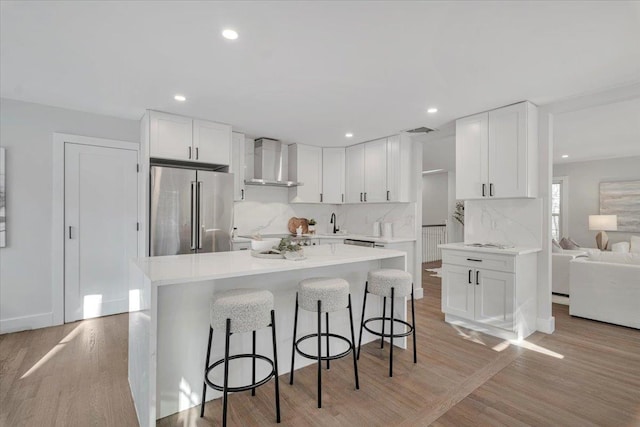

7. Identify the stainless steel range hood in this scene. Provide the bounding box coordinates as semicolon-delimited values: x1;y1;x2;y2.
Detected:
244;138;302;187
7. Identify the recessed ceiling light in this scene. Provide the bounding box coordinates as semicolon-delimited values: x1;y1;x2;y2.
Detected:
427;107;438;114
222;29;238;40
345;133;353;138
174;94;186;102
561;154;569;158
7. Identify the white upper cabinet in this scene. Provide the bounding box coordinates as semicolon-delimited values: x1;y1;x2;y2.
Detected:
344;135;414;203
363;138;387;202
345;144;365;203
386;134;415;202
288;143;322;203
149;111;193;161
456;101;538;199
231;132;245;201
148;111;231;165
456;112;489;199
322;147;345;204
193;119;231;165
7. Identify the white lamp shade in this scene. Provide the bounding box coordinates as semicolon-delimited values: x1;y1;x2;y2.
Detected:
588;215;618;231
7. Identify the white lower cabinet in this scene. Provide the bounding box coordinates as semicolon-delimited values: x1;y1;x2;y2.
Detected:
441;249;536;339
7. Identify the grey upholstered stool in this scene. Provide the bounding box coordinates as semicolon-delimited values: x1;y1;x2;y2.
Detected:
357;269;417;377
201;289;281;426
289;277;359;408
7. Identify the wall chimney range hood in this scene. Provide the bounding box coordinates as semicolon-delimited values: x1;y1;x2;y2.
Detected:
245;138;303;187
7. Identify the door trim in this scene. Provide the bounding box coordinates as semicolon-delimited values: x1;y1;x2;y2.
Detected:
52;133;139;326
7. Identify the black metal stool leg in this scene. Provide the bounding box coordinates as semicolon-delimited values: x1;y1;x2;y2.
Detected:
411;284;417;364
389;287;395;378
348;294;360;390
317;299;322;408
289;293;299;385
357;282;368;360
270;310;281;423
381;296;387;349
200;326;213;418
326;312;330;369
252;330;257;396
222;318;231;427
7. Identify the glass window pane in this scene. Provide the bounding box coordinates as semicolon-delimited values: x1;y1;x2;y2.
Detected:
551;215;560;241
552;183;561;214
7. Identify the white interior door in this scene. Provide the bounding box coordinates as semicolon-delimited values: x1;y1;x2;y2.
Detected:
65;142;138;322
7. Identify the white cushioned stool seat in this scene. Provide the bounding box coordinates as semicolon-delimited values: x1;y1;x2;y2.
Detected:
367;269;412;297
211;289;274;334
299;277;349;312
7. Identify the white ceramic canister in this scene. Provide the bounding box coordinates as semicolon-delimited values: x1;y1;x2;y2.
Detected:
372;222;381;237
382;222;393;238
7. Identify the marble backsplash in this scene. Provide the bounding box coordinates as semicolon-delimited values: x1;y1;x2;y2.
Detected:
234;186;416;238
464;198;542;248
338;203;416;238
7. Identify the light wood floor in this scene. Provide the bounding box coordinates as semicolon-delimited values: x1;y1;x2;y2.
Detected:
2;262;639;426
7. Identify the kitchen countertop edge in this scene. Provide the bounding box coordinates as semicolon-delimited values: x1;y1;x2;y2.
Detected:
438;242;541;256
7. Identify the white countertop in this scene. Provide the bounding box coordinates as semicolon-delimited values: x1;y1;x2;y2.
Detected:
438;242;541;256
134;244;406;286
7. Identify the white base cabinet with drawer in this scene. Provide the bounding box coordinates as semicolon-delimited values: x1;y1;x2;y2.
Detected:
441;249;537;339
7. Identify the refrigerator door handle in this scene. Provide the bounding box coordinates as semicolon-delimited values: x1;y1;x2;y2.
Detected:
197;181;203;249
190;181;197;250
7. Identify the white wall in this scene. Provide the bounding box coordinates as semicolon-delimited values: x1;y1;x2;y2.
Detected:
0;98;139;333
422;172;448;225
553;156;640;247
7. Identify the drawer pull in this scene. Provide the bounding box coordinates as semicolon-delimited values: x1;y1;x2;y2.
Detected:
466;258;483;262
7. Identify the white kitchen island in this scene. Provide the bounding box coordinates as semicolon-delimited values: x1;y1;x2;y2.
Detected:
128;244;407;426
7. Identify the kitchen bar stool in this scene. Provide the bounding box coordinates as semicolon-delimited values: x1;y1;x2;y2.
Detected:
200;289;281;426
289;277;359;408
357;269;416;377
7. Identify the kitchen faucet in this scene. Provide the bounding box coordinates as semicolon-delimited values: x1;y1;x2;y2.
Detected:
330;213;338;234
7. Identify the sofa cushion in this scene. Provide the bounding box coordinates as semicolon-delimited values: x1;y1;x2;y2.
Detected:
560;237;580;250
611;242;630;253
631;235;640;254
588;251;640;265
552;239;563;253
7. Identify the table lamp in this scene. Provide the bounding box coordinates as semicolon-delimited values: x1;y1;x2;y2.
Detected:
588;215;617;250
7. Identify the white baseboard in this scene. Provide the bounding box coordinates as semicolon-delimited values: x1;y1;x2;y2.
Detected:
536;316;555;334
0;312;55;334
414;287;424;299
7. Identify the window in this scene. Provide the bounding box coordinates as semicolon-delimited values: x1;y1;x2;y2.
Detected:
552;177;568;241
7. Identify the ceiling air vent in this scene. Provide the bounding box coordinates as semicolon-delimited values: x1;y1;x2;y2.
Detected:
406;126;435;134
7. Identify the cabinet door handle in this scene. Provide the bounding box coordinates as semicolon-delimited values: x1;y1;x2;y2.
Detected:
364;192;367;202
468;269;472;284
490;183;494;197
360;192;363;202
195;147;199;160
188;146;192;159
466;258;483;262
387;190;390;201
342;193;344;203
482;183;486;197
476;270;480;285
68;226;72;239
241;189;244;200
320;193;323;202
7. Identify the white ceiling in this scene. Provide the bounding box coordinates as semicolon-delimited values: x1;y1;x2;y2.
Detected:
2;1;640;147
553;97;640;164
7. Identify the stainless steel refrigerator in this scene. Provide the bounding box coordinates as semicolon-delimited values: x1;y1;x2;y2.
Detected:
150;166;233;256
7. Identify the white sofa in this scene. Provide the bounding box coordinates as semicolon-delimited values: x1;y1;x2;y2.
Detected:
569;252;640;329
552;249;589;295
